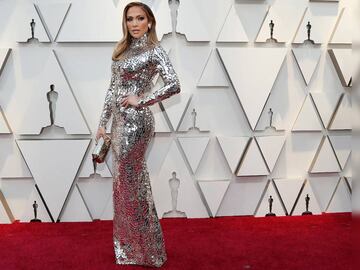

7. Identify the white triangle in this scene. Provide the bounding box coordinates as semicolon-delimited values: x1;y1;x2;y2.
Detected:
162;92;191;131
330;93;352;130
292;95;323;131
16;4;50;42
256;1;306;43
308;175;340;212
342;155;352;178
292;180;322;216
311;92;341;129
60;186;92;222
216;177;268;216
100;192;113;220
217;4;249;42
36;3;71;41
177;0;210;41
330;8;352;44
293;3;339;44
273;178;305;214
256;136;286;172
310;136;341;173
218;47;286;130
16;139;90;221
217;136;249;174
197;49;229;87
329;135;351;170
0;107;11;134
154;141;208;218
327;178;351;213
78;140;113;178
328;49;352;87
151;103;171;132
198;180;230;217
235;3;268;42
152;0;172;40
2;48;90;135
178;137;210;174
77;177;112;219
0;137;32;178
292;47;322;85
255;181;286;217
237;138;269;176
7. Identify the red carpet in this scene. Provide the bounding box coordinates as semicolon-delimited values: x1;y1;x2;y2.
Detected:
0;213;351;270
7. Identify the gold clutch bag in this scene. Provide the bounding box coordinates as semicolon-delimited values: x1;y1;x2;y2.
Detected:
92;135;111;164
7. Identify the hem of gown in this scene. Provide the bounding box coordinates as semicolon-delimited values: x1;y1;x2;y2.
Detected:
115;258;167;268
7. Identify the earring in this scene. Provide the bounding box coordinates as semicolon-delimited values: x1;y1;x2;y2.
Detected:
148;24;151;29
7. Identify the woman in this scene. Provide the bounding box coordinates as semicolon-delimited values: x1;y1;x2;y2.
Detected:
96;1;180;267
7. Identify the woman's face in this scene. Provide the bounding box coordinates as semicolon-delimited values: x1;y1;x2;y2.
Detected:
126;6;149;39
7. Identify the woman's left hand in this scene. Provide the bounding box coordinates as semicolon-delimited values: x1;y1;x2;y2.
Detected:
120;95;140;108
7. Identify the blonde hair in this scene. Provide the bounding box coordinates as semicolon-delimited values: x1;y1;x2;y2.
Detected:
112;2;158;61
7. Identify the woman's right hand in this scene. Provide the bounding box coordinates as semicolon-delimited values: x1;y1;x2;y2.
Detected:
96;127;106;142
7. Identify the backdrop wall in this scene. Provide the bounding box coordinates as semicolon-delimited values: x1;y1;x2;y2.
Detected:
0;0;353;223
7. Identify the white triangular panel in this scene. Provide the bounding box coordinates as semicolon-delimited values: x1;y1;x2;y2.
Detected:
0;108;10;134
196;138;234;181
178;137;210;174
311;92;341;128
255;181;286;217
153;141;208;218
293;2;339;44
217;4;249;42
292;180;322;216
1;48;90;135
217;136;249;174
329;135;351;170
78;140;112;178
330;93;351;130
256;136;286;172
328;49;352;87
217;177;268;216
310;136;341;173
152;0;172;40
292;95;322;131
256;0;305;43
36;2;71;41
60;186;92;222
197;49;229;87
177;0;210;41
0;137;32;178
218;47;286;130
198;180;230;217
273;178;304;214
292;47;322;85
161;92;191;131
0;200;11;224
237;139;269;176
0;48;10;74
330;8;352;44
327;178;351;213
77;178;112;220
235;3;268;42
16;139;90;221
151;103;171;132
16;4;50;42
57;1;125;42
308;175;340;212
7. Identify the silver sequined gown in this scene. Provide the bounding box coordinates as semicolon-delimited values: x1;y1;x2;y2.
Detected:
98;33;180;267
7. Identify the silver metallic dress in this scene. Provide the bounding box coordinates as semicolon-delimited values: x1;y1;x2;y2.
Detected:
98;33;180;268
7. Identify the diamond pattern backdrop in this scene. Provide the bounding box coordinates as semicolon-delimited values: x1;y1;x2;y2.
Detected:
0;0;352;223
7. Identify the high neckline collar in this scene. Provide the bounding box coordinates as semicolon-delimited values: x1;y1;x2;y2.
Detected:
129;33;148;49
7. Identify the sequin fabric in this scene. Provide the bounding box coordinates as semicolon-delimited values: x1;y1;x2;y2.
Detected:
98;33;180;268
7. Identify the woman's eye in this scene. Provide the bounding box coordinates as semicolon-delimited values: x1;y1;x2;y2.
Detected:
126;17;133;22
138;17;145;21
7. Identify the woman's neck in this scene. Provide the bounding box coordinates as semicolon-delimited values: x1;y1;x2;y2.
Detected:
130;33;148;49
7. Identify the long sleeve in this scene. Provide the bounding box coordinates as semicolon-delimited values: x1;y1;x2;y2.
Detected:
98;64;115;128
138;45;181;107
